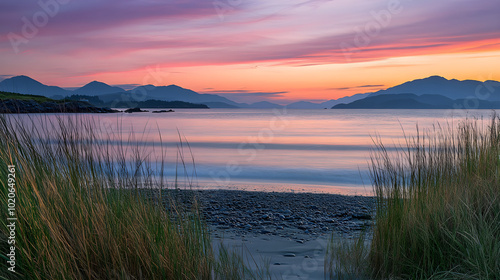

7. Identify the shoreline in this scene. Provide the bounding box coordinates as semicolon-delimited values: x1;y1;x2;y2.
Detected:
143;189;375;239
143;188;376;279
193;189;375;279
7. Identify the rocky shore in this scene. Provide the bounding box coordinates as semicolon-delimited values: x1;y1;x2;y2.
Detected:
0;99;118;113
154;189;375;240
139;189;376;278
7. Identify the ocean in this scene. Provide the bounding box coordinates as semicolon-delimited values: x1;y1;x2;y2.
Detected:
13;108;499;195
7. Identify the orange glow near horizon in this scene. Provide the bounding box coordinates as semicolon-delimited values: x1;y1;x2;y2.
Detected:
52;49;499;104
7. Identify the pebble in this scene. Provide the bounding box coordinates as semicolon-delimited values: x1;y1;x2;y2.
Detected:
284;253;296;257
352;213;372;220
139;189;375;238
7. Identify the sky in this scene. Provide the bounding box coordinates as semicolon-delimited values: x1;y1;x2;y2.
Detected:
0;0;499;104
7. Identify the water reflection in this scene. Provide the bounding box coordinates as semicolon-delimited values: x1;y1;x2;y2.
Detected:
9;109;498;195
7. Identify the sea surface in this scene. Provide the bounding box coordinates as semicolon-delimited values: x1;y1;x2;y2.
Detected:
13;109;499;195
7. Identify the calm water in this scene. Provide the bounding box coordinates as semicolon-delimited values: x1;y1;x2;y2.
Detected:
14;109;499;195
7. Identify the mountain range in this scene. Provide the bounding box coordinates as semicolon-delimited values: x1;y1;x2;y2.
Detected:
0;75;369;108
369;76;500;100
1;75;499;109
333;76;500;109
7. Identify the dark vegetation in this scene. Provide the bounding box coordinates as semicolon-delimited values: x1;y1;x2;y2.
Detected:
65;95;209;109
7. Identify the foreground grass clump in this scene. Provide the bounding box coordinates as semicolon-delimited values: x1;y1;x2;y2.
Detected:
325;232;371;280
369;118;500;279
0;115;259;280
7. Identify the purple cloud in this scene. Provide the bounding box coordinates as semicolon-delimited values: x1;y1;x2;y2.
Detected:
0;0;498;80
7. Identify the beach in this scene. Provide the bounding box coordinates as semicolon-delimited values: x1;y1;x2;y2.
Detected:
153;189;375;279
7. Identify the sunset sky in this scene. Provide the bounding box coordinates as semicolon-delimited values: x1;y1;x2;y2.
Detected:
1;0;499;104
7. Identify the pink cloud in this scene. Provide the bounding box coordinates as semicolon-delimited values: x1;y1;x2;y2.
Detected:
0;0;498;80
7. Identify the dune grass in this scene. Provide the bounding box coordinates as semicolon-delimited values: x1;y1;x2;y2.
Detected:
325;232;371;280
368;117;500;279
213;242;272;280
0;114;262;280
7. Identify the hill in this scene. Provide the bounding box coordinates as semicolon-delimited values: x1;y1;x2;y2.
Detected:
0;91;117;113
369;76;500;100
0;90;56;103
0;76;242;107
0;76;69;98
73;81;125;96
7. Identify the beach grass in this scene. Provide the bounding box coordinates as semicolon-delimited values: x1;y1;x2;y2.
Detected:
368;117;500;279
213;242;272;280
0;114;261;280
325;232;371;280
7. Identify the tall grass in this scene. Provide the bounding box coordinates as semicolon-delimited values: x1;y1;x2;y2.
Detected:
0;114;261;280
325;232;371;280
213;242;272;280
369;117;500;279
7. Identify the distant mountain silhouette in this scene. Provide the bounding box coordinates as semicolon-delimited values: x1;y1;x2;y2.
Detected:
289;76;500;109
0;76;243;108
320;93;371;108
98;84;242;108
4;75;499;109
0;76;69;97
333;94;448;109
73;81;124;96
332;93;500;109
369;75;500;100
332;76;500;109
0;75;374;108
